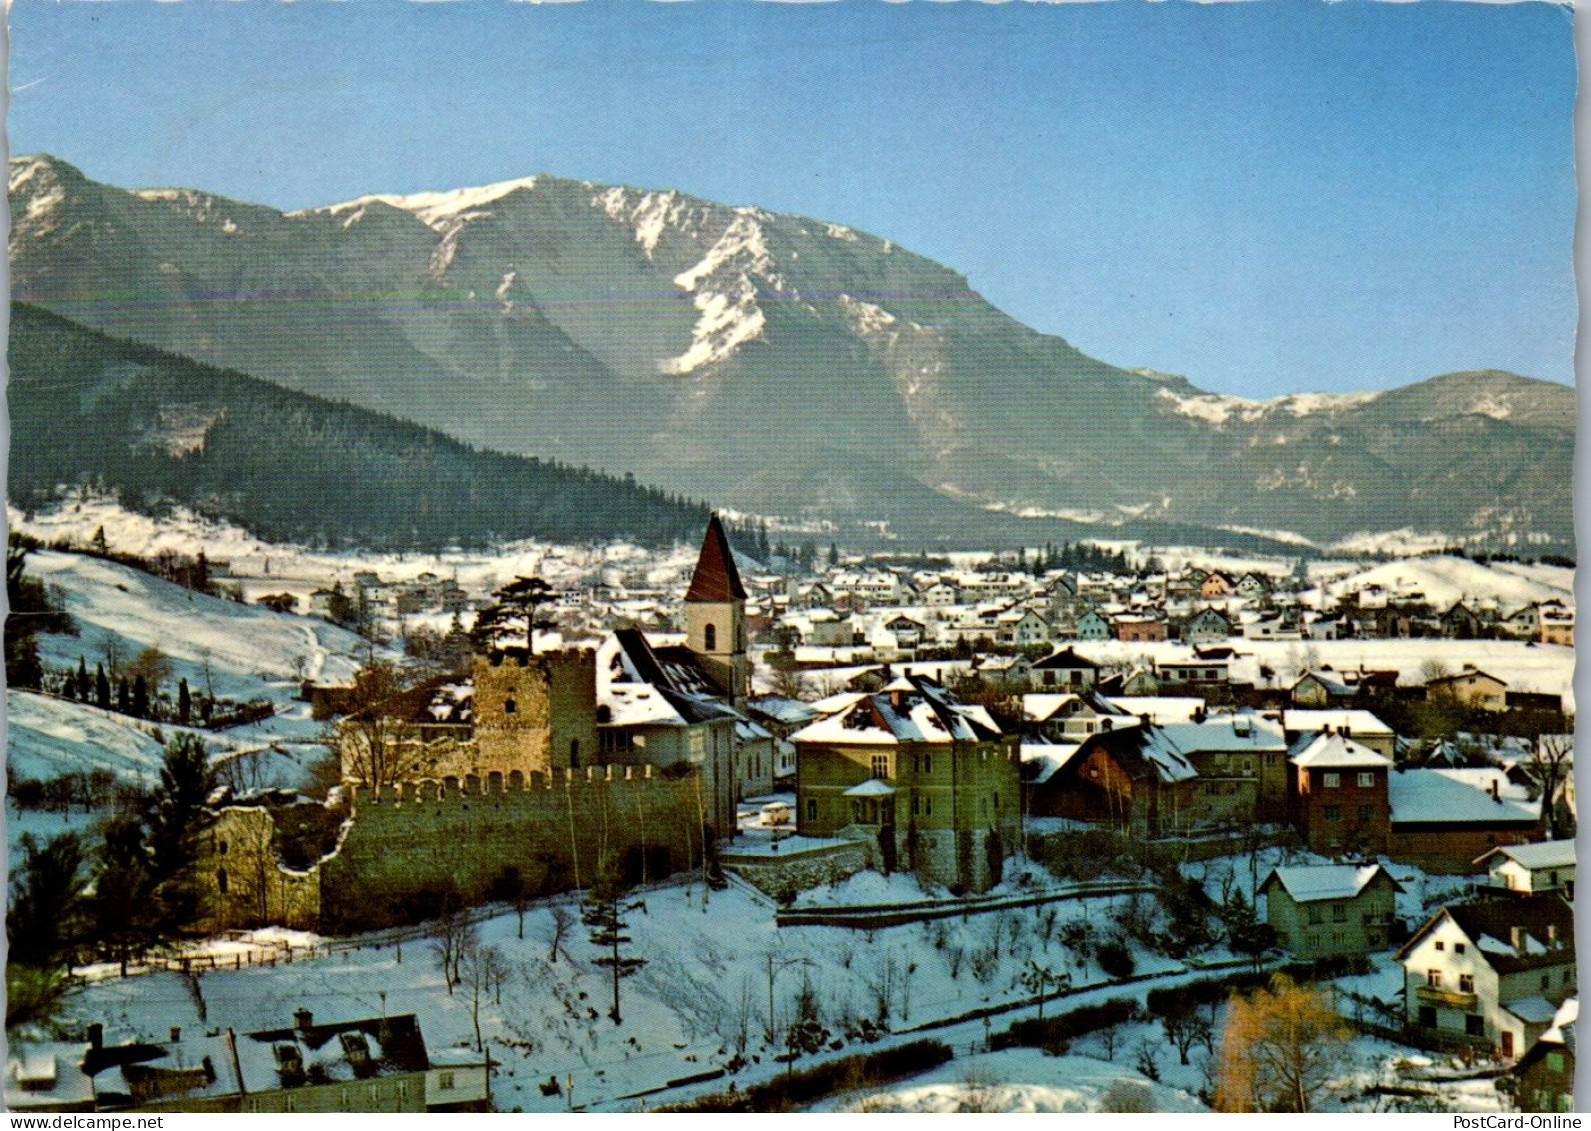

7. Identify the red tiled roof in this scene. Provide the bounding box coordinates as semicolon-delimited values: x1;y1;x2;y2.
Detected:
685;514;747;602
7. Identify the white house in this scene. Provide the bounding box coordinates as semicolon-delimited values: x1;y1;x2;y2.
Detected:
1396;893;1575;1058
1478;840;1576;900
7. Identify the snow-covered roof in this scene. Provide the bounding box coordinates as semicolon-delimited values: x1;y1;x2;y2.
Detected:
1502;996;1560;1025
1296;669;1355;696
1159;714;1285;753
1289;732;1393;769
1543;998;1579;1045
1389;768;1540;825
1025;694;1084;723
1103;696;1206;724
1279;709;1393;736
791;674;1003;747
1020;743;1082;785
1482;839;1577;872
5;1044;94;1110
843;779;897;798
1264;863;1395;903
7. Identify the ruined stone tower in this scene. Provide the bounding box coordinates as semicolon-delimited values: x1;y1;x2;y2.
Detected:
472;647;599;776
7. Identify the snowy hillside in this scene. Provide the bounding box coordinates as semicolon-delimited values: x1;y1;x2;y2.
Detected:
6;689;171;781
7;548;387;788
10;498;701;606
24;550;369;695
1313;556;1573;610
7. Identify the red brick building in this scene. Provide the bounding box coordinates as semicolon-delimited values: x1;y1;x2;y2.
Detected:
1288;732;1392;856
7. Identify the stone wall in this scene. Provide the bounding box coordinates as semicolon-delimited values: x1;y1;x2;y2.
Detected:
195;807;325;933
721;839;868;902
318;767;707;932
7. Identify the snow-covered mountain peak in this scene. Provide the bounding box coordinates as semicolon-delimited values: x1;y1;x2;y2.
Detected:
660;209;785;375
308;174;545;231
1156;386;1380;426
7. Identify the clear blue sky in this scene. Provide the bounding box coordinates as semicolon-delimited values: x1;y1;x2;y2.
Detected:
7;0;1577;396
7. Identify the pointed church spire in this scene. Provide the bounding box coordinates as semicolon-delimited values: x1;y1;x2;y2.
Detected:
686;513;748;603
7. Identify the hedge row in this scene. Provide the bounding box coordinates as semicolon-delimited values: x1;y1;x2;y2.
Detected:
1143;955;1373;1017
661;1038;954;1112
991;997;1142;1052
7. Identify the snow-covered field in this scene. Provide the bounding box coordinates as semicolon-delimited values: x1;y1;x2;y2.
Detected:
10;497;701;603
62;864;1205;1114
1308;556;1573;610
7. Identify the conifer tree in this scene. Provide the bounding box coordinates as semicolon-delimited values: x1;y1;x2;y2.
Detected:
584;851;646;1024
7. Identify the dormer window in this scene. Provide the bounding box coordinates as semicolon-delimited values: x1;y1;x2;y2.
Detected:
704;624;717;652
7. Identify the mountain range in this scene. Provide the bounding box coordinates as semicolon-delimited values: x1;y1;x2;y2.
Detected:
9;154;1575;550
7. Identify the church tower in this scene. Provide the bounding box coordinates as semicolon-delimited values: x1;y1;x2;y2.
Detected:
684;514;749;705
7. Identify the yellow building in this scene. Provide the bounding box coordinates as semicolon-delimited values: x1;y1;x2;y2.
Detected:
794;673;1019;893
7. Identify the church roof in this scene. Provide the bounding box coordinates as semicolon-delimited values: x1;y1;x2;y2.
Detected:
685;514;748;603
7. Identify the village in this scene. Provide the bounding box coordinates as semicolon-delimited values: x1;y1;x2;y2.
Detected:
3;507;1578;1114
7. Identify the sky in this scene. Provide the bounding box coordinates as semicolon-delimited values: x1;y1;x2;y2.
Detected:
5;0;1578;398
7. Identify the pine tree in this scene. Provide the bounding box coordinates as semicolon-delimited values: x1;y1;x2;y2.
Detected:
584;851;647;1024
146;733;218;883
75;656;89;701
95;663;110;710
116;677;131;716
177;678;191;726
131;675;150;719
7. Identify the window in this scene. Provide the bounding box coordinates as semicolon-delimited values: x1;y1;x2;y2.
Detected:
1427;970;1442;988
925;796;933;816
923;754;932;774
1465;1014;1485;1038
1455;943;1466;954
216;868;228;894
806;799;817;821
1359;805;1374;821
871;754;890;779
704;623;717;651
1332;903;1347;923
912;796;921;817
1419;1005;1437;1029
1358;772;1375;787
1324;772;1341;788
1436;941;1445;951
1308;906;1324;925
504;697;516;715
439;1072;455;1091
1547;1052;1565;1074
1460;974;1475;993
1541;974;1551;991
1324;805;1341;822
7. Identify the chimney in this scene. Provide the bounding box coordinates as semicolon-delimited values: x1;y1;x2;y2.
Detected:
1511;926;1527;953
170;1026;182;1044
294;1009;314;1032
1490;778;1501;803
87;1023;103;1051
